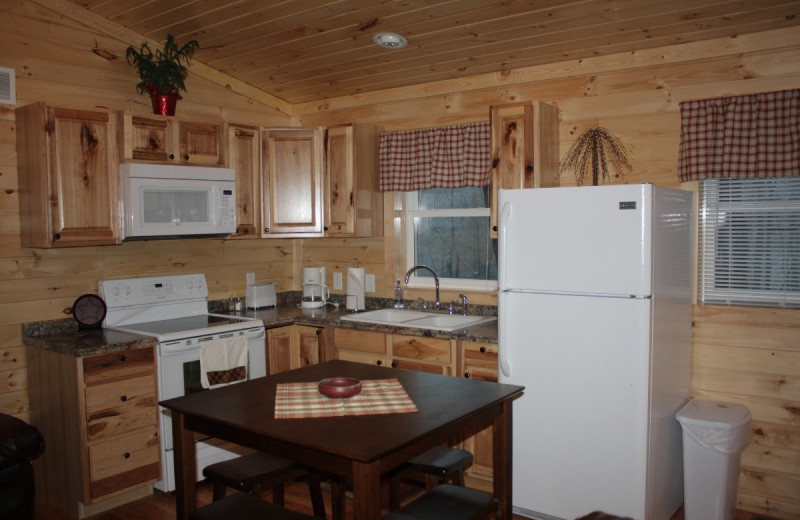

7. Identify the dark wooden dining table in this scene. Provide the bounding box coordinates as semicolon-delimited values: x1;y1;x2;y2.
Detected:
160;359;524;520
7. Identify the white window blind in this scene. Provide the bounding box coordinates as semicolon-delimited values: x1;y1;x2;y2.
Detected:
699;177;800;308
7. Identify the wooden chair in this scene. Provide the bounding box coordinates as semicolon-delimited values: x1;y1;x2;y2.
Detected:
388;446;474;509
382;484;498;520
202;452;327;519
189;492;320;520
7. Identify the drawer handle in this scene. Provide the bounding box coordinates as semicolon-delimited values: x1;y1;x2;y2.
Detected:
120;395;128;402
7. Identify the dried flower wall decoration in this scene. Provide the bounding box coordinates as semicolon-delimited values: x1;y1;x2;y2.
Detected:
559;127;632;186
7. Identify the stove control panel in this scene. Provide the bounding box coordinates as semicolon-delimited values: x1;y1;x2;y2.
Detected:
100;273;209;308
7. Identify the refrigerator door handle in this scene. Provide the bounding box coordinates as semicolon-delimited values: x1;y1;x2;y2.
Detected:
498;200;512;291
497;290;512;378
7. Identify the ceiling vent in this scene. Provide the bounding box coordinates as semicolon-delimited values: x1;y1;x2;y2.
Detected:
0;67;16;105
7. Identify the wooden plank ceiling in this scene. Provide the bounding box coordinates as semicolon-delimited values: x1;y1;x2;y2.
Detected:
67;0;800;104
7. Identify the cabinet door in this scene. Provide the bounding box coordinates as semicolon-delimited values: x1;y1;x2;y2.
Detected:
324;123;383;237
123;114;169;162
227;124;262;237
267;326;293;375
85;375;158;441
261;128;323;236
16;103;121;247
295;325;322;368
489;101;559;237
178;121;223;165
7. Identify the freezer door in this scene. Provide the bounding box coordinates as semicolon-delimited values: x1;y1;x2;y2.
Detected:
498;185;653;296
499;291;653;519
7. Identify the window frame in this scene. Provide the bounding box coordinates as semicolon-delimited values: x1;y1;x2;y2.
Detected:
402;190;498;294
698;177;800;309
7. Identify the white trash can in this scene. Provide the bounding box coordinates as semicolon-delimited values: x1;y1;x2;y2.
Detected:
676;400;751;520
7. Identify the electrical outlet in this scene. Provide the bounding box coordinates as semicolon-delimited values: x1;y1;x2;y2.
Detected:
366;274;375;293
333;271;343;290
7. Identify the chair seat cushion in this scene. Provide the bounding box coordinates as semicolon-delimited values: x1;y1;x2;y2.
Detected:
202;452;304;490
189;492;319;520
383;484;498;520
407;446;473;476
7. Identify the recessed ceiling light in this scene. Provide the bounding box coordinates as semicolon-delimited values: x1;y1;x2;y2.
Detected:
373;32;408;49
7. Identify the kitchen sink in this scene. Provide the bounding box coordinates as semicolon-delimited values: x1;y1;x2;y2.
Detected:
339;308;496;332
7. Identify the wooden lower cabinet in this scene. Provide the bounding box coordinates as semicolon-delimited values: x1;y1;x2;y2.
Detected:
459;341;499;491
27;346;160;519
332;327;456;374
331;328;494;487
267;324;323;374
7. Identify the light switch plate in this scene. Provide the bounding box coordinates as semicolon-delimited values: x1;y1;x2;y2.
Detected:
333;271;343;290
366;274;375;293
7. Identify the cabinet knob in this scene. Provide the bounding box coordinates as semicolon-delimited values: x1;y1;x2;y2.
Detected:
169;154;175;160
120;395;127;402
264;227;270;233
391;361;397;368
53;233;61;241
376;360;382;366
492;225;498;231
123;452;131;459
119;354;126;362
465;372;472;379
183;155;190;161
324;226;329;231
480;346;487;353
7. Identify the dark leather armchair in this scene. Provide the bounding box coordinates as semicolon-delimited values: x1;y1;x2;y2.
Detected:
0;413;45;520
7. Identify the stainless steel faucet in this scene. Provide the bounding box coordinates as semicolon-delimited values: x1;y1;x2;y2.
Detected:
404;265;440;310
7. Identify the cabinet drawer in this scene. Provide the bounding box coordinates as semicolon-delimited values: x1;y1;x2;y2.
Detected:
334;328;386;354
83;348;155;386
392;334;453;363
85;375;158;441
462;341;498;380
88;426;160;500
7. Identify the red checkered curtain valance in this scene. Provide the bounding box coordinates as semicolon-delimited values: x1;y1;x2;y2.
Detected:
678;89;800;182
379;121;491;191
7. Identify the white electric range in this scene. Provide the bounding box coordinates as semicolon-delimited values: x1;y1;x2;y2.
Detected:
100;273;266;492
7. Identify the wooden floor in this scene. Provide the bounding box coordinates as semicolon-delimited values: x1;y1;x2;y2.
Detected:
33;479;768;520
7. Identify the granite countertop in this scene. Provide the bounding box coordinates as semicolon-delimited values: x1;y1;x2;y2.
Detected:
23;300;498;358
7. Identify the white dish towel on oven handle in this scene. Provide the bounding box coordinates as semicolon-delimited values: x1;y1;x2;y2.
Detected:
200;335;248;389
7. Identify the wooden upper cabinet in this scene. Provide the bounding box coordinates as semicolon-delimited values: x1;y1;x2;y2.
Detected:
261;127;324;237
16;102;121;247
226;124;262;238
489;101;559;237
120;113;223;165
324;123;383;237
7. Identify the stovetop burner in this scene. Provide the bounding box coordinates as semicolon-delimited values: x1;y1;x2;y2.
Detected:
116;314;255;337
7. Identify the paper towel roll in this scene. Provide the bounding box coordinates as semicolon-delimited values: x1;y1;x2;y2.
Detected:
346;267;366;311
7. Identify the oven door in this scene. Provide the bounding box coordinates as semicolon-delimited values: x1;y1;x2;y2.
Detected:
155;326;266;492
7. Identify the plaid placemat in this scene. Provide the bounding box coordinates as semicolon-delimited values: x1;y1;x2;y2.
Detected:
275;378;418;419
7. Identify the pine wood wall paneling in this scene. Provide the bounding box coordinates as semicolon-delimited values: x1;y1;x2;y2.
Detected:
691;305;800;518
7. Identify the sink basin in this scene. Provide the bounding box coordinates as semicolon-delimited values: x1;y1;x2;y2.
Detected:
340;308;496;332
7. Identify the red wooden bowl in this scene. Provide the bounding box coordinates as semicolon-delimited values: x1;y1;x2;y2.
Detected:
318;377;362;398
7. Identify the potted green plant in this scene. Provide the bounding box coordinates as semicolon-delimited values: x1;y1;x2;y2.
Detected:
559;127;632;186
125;34;199;116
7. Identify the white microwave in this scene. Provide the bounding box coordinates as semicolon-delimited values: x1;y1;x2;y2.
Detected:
120;163;236;240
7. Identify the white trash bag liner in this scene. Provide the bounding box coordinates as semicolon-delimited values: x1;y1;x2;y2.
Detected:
676;400;752;454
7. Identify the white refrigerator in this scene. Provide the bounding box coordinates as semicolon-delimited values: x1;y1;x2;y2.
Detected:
497;184;694;520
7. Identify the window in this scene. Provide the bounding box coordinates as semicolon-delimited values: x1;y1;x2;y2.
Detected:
699;177;800;308
403;187;497;292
